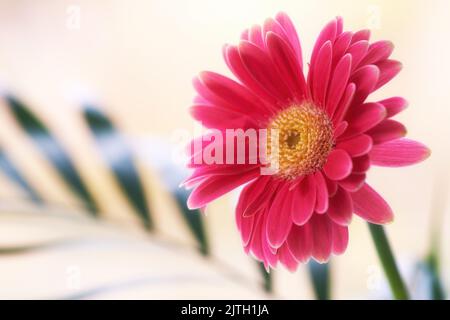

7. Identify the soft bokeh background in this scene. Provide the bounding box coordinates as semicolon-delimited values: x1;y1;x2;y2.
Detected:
0;0;448;299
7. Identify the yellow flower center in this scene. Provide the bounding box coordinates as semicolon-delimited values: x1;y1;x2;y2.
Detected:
267;102;334;179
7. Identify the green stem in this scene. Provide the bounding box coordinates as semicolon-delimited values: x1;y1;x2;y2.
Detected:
257;262;273;293
308;261;330;300
368;223;409;300
426;250;446;300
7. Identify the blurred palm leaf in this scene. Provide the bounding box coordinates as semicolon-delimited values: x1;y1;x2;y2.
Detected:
1;94;210;256
82;106;153;230
171;188;209;255
0;93;346;299
4;95;98;214
0;147;42;203
82;106;209;254
129;136;210;256
425;251;446;299
0;203;267;299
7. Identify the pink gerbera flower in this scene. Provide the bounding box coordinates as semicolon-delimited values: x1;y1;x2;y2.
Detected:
185;13;430;271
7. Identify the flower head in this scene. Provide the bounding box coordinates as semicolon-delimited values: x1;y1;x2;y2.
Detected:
185;13;430;271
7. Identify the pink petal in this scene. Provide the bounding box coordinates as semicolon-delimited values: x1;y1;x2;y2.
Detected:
351;183;394;224
352;155;371;174
378;97;408;118
332;32;353;65
239;214;257;248
314;171;329;213
334;121;348;138
197;71;271;117
287;224;313;263
323;149;353;181
370;138;431;167
347;40;369;71
193;95;209;104
310;214;332;263
239;176;272;217
240;28;249;41
184;171;222;189
236;187;257;246
311;41;333;106
351;29;370;44
235;190;247;231
342;102;386;138
266;32;307;100
326;54;352;115
375;59;402;90
190;104;255;129
331;222;349;255
327;186;353;226
262;18;288;44
338;173;366;192
249;24;264;48
350;65;380;108
275;12;303;69
291;174;316;225
367;119;407;144
278;243;299;272
184;164;259;187
325;178;338;197
310;19;337;67
359;40;394;66
223;45;278;106
247;213;265;261
262;17;302;69
336;16;344;35
266;184;293;248
332;83;356;124
337;134;373;157
261;215;279;269
243;179;281;217
187;169;259;209
239;40;292;102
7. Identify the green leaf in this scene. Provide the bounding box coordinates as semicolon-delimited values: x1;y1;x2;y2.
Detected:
82;106;153;230
5;96;98;214
0;147;42;203
308;260;331;300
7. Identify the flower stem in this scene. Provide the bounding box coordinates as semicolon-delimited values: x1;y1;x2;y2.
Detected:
308;260;331;300
368;223;410;300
